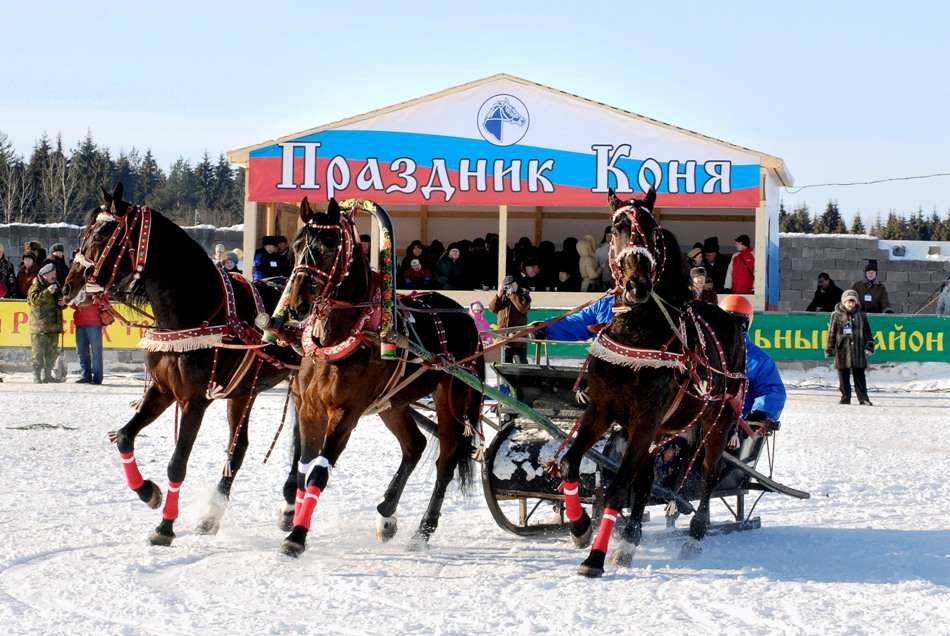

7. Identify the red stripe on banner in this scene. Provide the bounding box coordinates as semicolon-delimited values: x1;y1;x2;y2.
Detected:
119;451;145;491
162;480;183;521
591;507;619;553
247;157;760;208
292;485;322;530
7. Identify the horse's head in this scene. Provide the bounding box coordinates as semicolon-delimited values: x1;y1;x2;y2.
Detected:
62;182;136;304
607;186;666;306
282;197;364;323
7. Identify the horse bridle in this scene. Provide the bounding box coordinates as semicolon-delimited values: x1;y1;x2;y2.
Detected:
610;203;667;287
291;209;369;315
73;203;153;292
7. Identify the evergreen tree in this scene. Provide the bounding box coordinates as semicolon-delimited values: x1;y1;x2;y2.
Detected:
151;157;197;221
68;131;112;222
881;212;908;240
25;133;53;220
814;200;847;234
930;210;950;241
137;150;164;202
782;203;814;233
193;151;215;219
849;213;866;235
869;214;884;237
113;148;142;202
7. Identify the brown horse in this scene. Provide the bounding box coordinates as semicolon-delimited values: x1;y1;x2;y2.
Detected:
558;187;747;576
61;183;300;546
273;197;484;556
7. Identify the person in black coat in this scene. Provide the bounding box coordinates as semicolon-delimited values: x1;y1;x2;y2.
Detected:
825;289;876;405
806;272;844;312
701;236;729;293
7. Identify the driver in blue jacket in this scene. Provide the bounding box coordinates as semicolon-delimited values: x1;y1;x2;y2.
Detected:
540;293;786;423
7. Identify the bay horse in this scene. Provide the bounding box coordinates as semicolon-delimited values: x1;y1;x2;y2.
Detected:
559;187;747;577
273;197;484;557
61;183;300;546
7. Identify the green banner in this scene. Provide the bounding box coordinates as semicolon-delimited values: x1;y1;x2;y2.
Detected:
510;309;950;363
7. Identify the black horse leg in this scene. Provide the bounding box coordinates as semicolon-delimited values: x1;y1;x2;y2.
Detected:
278;407;301;532
150;401;210;546
376;407;427;542
680;426;727;559
196;396;255;535
112;384;175;509
607;454;655;569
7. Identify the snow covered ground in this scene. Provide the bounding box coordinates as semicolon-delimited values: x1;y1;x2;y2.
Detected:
0;363;948;635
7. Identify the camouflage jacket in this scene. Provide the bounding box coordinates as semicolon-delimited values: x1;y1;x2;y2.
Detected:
27;275;64;334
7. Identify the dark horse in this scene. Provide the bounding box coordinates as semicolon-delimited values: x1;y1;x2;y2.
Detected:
273;197;484;557
559;187;747;577
61;183;300;546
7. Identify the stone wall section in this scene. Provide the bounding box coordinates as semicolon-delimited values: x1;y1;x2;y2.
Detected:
0;223;243;266
778;234;950;314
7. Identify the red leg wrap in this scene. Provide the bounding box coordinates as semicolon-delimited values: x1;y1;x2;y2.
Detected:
592;507;619;553
294;488;305;518
292;485;322;530
562;480;583;522
119;451;145;491
162;481;183;520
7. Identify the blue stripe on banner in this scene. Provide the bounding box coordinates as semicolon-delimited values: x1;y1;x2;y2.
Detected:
250;130;760;191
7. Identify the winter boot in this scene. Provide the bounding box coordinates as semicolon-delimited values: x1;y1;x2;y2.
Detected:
42;368;56;383
33;368;43;384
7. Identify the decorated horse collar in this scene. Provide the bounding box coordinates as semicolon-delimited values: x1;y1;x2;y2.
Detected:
301;271;383;362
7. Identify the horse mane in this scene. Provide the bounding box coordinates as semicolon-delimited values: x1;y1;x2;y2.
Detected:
654;228;693;308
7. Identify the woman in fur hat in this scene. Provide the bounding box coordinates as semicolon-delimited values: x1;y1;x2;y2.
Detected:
17;250;40;298
825;289;876;405
690;266;717;303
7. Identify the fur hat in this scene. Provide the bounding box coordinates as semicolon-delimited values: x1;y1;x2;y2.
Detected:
262;235;279;247
214;243;226;253
410;258;421;268
225;252;239;267
50;243;65;254
502;275;517;287
22;250;36;261
842;289;860;304
690;266;707;279
865;260;878;273
231;248;243;260
25;240;42;252
687;246;702;259
703;237;720;253
39;263;56;276
735;235;751;248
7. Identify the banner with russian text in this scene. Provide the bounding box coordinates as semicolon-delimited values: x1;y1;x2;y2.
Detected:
0;301;152;348
246;77;761;208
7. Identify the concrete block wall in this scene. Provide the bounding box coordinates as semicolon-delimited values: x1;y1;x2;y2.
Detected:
0;224;243;266
778;234;950;314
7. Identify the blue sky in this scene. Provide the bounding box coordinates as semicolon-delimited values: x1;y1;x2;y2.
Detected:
2;1;948;223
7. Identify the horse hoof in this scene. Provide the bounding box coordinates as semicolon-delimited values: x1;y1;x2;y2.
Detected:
678;537;703;560
570;513;592;548
137;481;163;509
108;430;118;443
279;539;305;558
195;517;221;536
406;531;430;553
577;549;606;578
376;515;398;543
607;541;636;567
277;503;295;532
149;530;175;546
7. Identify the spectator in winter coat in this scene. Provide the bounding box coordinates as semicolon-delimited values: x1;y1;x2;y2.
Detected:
851;261;894;313
577;235;603;292
489;275;531;363
702;236;729;293
725;234;754;294
433;244;468;289
42;242;70;286
595;225;614;290
253;236;283;280
0;243;16;299
686;242;705;269
402;258;432;289
72;300;104;384
690;267;718;303
468;300;494;347
17;251;40;299
806;273;844;312
28;263;65;384
221;252;239;273
212;243;227;267
936;275;950;316
825;289;876;405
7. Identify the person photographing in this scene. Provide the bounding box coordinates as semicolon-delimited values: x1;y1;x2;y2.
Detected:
489;275;532;363
27;263;65;383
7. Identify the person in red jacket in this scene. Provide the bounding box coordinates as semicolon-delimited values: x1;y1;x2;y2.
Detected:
725;234;755;294
72;300;105;384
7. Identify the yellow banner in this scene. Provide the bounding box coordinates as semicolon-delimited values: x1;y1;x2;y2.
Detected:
0;300;154;348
